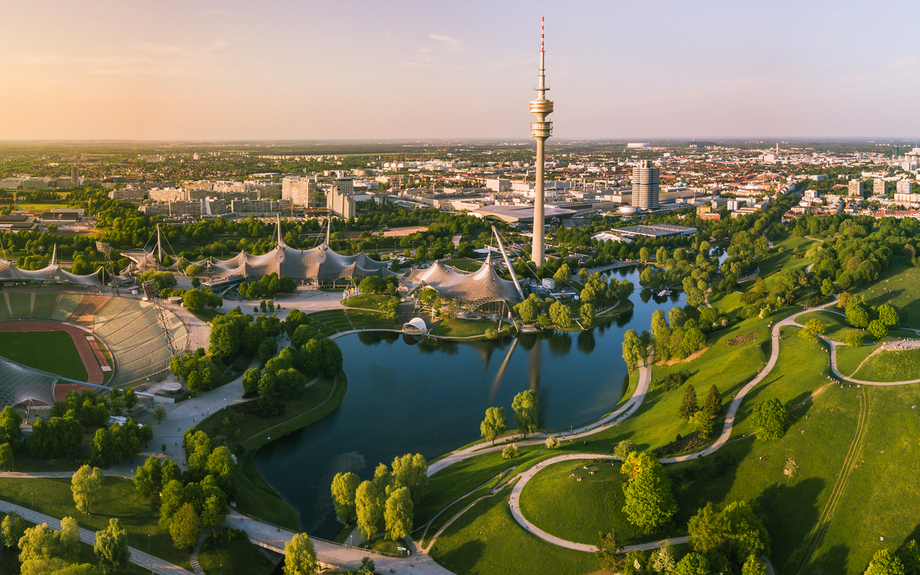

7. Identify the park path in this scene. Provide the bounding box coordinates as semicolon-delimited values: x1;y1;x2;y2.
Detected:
224;510;453;575
0;499;193;575
426;359;653;476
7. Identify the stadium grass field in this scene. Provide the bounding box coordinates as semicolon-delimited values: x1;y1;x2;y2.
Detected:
0;330;88;381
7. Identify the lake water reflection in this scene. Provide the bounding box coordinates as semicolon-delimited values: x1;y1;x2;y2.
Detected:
254;266;686;538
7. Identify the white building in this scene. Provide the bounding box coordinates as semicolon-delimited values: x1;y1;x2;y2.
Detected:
328;177;356;219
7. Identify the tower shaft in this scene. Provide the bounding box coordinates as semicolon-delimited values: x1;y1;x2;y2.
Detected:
529;17;553;267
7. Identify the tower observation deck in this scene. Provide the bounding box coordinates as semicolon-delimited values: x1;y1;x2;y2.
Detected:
530;17;554;266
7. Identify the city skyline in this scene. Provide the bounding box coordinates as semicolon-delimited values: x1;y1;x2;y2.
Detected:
2;0;919;141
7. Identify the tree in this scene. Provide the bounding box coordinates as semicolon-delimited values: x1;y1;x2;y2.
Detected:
0;442;12;471
867;319;888;340
753;398;788;441
690;411;713;438
742;555;767;575
200;495;227;528
384;486;414;540
704;384;722;417
596;532;626;572
846;300;871;328
878;304;899;328
679;384;699;420
548;300;572;328
0;406;22;445
158;480;185;530
639;247;650;262
623;460;678;532
580;302;595;328
152;405;167;424
72;465;104;514
18;523;61;564
480;407;507;446
331;472;361;525
899;539;920;575
800;318;825;340
650;544;676;573
683;327;706;356
545;436;560;449
283;533;318;575
1;511;24;548
651;310;670;337
357;557;376;575
845;330;864;348
391;453;428;506
133;457;163;497
60;517;80;560
94;518;130;575
614;440;635;461
865;549;906;575
242;368;261;395
502;444;519;459
355;481;383;539
622;329;646;369
169;503;200;550
512;390;539;437
672;552;711;575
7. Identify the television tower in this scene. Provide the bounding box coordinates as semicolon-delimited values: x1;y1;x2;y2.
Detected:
530;17;553;266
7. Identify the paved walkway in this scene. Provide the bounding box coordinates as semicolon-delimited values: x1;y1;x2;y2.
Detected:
225;511;453;575
427;360;653;476
0;499;193;575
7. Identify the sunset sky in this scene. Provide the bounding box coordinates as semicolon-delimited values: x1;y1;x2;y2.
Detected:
2;0;918;141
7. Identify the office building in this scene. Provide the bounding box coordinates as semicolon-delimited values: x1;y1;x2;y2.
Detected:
631;161;660;210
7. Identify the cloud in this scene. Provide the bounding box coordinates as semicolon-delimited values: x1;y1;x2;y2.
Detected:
430;33;462;52
417;47;435;63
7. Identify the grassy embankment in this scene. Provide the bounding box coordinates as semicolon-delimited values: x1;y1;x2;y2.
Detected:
197;375;347;530
197;535;275;575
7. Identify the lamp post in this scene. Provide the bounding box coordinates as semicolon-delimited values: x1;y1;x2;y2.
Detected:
147;534;150;553
31;492;33;509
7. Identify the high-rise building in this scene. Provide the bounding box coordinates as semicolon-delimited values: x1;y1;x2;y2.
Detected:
848;179;866;197
897;180;912;195
874;179;888;196
71;166;79;187
631;161;660;210
283;176;318;207
529;17;553;266
328;177;356;219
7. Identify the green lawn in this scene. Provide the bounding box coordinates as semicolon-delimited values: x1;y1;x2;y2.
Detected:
198;536;275;575
429;492;601;575
342;293;396;311
852;348;920;382
429;318;505;338
835;344;880;377
306;309;398;334
0;477;191;569
519;459;638;545
807;385;920;574
849;260;920;327
0;330;88;381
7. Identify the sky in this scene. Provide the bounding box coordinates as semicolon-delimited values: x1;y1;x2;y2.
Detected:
1;0;919;141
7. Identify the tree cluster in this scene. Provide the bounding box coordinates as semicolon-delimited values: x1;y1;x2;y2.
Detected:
170;348;219;392
181;288;222;313
620;451;678;533
331;453;428;542
862;539;920;575
687;501;771;574
650;308;707;362
90;418;153;468
238;272;297;299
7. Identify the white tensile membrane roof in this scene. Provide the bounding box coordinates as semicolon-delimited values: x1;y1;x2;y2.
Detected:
404;256;521;310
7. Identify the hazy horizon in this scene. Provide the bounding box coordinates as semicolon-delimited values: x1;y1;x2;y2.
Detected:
2;0;919;141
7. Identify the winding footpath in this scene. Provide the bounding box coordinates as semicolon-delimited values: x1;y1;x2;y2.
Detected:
0;499;192;575
503;300;854;551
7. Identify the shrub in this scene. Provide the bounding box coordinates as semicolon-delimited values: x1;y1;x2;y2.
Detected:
502;444;519;459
